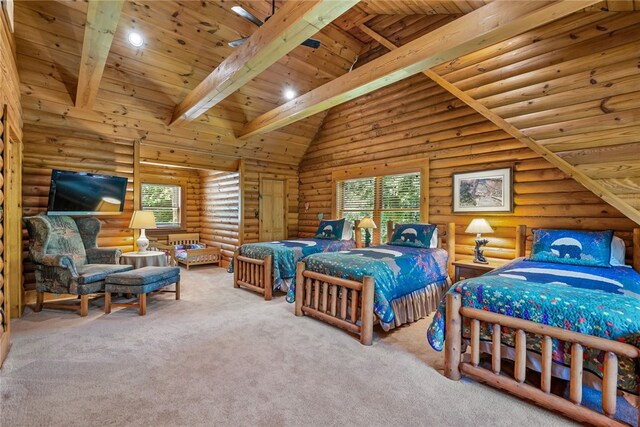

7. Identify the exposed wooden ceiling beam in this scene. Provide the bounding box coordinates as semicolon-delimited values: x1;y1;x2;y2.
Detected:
238;0;601;140
358;23;640;225
75;0;124;109
169;0;360;127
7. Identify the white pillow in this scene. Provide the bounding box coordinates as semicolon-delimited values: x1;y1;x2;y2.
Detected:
430;228;438;248
341;220;353;240
610;236;628;267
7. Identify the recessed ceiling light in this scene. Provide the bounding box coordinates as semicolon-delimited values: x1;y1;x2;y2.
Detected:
284;89;296;100
128;32;144;47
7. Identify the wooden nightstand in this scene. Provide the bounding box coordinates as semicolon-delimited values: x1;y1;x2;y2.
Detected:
453;260;505;282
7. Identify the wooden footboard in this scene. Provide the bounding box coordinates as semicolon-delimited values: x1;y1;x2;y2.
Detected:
178;247;221;270
233;252;273;300
294;262;375;345
445;292;640;427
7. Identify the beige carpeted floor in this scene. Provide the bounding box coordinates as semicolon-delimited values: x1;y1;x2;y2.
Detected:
1;266;575;426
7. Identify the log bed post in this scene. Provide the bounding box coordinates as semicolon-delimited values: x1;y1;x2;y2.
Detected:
444;292;462;380
354;220;362;248
447;222;456;279
360;276;375;346
233;250;240;288
387;220;394;244
263;255;273;301
294;262;305;317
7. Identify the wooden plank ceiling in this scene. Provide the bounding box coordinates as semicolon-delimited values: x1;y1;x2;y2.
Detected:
14;0;640;223
342;3;640;224
14;0;364;166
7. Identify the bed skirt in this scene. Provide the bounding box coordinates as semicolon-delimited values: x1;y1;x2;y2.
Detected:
381;277;452;331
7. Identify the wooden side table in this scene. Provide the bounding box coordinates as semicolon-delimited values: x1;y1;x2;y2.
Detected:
453;260;505;282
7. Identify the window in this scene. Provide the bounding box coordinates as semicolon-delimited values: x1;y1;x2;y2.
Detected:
141;183;182;228
336;172;421;244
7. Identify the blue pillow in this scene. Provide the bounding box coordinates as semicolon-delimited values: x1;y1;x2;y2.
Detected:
389;223;437;248
314;219;345;240
528;229;613;268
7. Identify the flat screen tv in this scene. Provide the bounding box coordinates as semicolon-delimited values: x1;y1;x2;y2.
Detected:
47;169;128;216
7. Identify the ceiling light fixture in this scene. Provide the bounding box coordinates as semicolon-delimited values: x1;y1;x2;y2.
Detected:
128;32;144;47
284;89;296;100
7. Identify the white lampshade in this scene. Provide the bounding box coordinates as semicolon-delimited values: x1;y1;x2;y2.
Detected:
359;216;377;229
465;218;494;235
129;210;157;230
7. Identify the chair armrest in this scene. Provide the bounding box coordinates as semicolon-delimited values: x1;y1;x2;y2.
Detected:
38;254;79;276
86;247;122;264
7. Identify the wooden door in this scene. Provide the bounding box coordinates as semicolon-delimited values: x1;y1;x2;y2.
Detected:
259;178;287;242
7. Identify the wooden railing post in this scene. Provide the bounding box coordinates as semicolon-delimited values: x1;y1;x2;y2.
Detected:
360;276;375;346
570;343;584;405
444;292;462;380
471;319;480;367
294;262;305;316
541;336;552;394
491;323;501;375
514;329;526;383
602;351;618;418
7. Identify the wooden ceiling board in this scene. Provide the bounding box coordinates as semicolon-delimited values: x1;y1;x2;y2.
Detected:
425;11;640;223
15;0;366;165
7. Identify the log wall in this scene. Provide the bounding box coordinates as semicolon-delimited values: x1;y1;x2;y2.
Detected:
1;10;23;361
141;163;201;243
299;71;638;264
199;170;240;266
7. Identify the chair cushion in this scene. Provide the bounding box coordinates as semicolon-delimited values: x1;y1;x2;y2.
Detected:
105;277;178;295
77;264;134;284
105;266;180;285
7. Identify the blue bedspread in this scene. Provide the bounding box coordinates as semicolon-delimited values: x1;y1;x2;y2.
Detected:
427;258;640;393
286;245;450;325
228;239;355;291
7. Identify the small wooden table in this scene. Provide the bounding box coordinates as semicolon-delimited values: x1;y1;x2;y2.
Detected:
120;251;168;269
453;259;505;282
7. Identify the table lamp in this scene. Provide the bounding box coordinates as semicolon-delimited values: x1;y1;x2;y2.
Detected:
129;210;157;253
359;216;377;247
465;218;494;264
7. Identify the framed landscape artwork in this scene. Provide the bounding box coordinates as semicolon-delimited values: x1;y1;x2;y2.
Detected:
452;167;513;213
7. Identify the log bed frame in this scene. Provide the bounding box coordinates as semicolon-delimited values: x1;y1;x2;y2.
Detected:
294;222;455;345
444;226;640;427
233;222;363;301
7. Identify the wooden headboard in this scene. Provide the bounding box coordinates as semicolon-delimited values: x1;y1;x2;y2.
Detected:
385;221;456;275
167;233;201;245
514;225;640;273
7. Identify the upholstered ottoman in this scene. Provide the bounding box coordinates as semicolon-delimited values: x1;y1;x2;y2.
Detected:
104;266;180;315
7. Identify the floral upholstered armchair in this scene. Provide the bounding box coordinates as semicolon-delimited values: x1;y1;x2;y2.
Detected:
23;215;134;316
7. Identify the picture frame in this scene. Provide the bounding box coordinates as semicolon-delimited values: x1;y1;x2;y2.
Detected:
452;167;513;213
1;0;14;33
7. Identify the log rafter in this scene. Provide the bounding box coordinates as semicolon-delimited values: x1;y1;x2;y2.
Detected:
357;23;640;226
75;0;124;109
238;0;602;140
169;0;360;127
